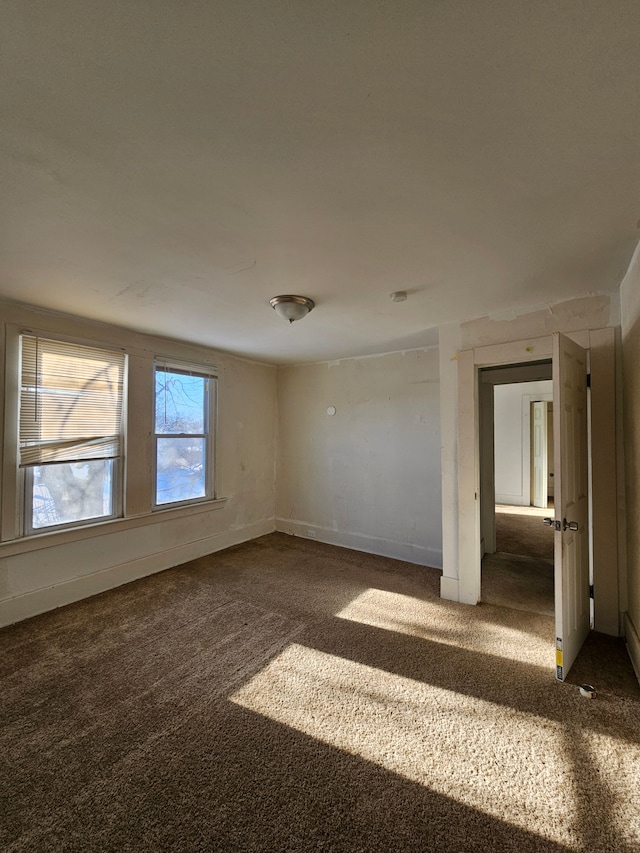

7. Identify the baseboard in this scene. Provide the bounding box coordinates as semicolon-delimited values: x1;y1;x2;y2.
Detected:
0;518;275;628
440;576;460;602
275;518;443;569
495;495;528;506
624;612;640;686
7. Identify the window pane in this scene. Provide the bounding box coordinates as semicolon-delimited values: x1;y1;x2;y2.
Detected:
155;370;206;435
31;461;114;530
156;437;206;505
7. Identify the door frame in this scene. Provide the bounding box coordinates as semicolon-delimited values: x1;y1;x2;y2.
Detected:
450;326;619;636
456;333;592;605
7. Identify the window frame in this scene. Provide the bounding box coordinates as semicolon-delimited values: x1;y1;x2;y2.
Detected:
15;330;127;537
152;359;218;511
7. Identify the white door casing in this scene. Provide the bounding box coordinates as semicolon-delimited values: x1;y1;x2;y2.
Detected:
553;332;590;681
454;332;593;676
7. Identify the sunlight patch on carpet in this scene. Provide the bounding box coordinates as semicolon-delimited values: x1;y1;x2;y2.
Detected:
336;588;552;668
495;504;549;517
231;643;582;849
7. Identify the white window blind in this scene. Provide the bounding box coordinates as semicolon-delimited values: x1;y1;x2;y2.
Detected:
19;335;125;468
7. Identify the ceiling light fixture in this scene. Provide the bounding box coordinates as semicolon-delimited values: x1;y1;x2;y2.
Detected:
269;294;315;323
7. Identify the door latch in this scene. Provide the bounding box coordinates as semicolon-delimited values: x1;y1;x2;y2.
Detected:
543;518;579;531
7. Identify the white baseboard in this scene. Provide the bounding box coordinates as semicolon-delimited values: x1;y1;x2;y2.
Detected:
0;518;275;628
495;495;528;506
275;518;443;569
440;576;460;601
624;612;640;686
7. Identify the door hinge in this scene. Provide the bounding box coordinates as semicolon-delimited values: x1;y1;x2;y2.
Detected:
586;373;591;388
589;584;594;599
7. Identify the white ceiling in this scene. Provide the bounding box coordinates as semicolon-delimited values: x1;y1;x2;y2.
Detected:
1;1;639;364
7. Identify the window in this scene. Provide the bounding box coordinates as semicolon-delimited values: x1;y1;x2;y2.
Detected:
19;335;126;533
154;362;216;507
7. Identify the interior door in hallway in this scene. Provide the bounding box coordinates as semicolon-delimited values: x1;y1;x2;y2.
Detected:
531;401;549;508
553;332;590;681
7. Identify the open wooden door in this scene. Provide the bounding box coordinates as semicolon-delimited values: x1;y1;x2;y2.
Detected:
531;401;548;508
552;332;590;681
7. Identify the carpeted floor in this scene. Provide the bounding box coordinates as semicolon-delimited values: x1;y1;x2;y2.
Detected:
495;503;555;560
1;533;639;852
486;503;555;616
482;551;554;616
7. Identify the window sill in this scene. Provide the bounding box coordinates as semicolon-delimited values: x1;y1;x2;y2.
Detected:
0;497;229;558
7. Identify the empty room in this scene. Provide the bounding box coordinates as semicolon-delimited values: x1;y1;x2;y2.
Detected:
1;2;640;851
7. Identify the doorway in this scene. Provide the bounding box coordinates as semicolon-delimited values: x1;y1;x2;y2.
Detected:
454;328;616;679
479;364;555;617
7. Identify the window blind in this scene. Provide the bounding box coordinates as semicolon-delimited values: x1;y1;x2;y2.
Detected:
154;359;217;380
19;335;125;467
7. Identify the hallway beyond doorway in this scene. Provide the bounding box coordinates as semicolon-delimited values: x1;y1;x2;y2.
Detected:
482;503;555;617
495;503;554;561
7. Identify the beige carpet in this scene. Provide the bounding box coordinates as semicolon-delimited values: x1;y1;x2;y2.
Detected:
482;551;555;616
495;504;555;560
1;533;639;852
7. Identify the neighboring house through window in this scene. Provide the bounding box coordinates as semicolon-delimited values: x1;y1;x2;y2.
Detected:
154;361;216;508
19;334;126;533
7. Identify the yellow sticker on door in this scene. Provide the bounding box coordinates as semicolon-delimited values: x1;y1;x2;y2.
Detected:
555;638;563;678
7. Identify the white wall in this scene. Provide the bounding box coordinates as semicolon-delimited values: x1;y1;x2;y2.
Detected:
276;348;442;568
494;380;552;505
0;300;277;626
620;242;640;677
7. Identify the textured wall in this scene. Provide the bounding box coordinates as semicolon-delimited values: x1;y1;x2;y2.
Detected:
276;348;442;568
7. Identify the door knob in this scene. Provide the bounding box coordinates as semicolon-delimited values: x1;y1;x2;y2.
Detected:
563;519;579;531
543;518;554;526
